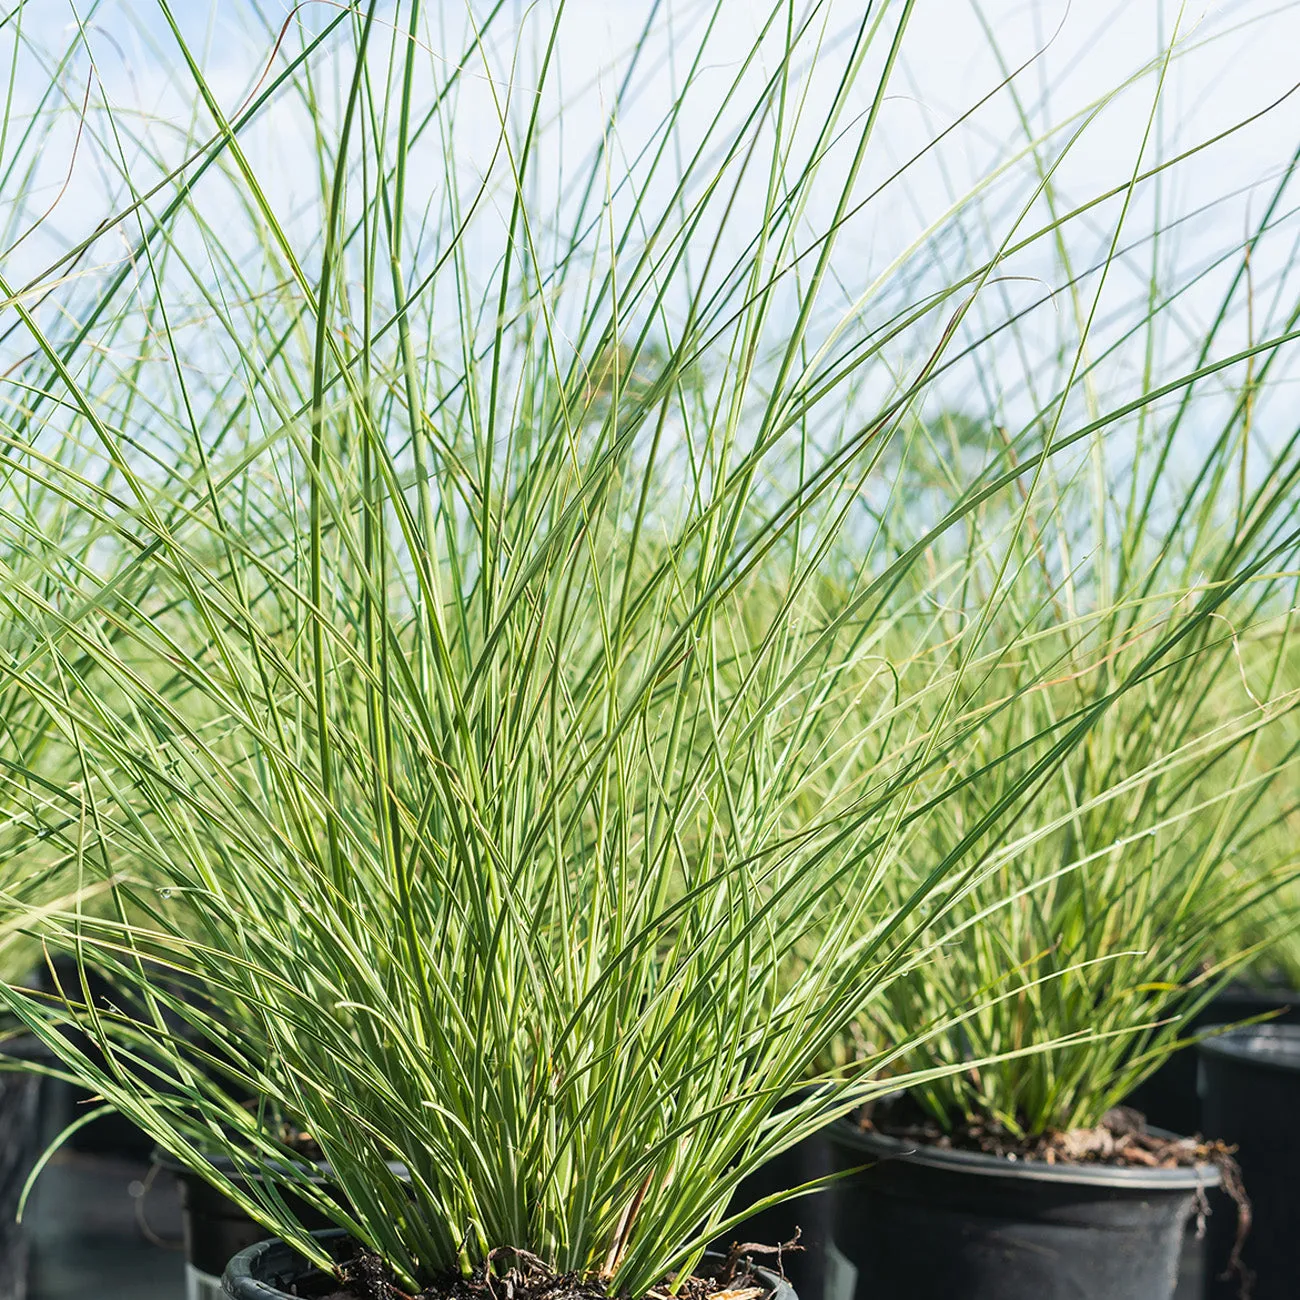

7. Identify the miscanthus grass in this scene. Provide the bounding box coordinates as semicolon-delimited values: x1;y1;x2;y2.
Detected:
1205;631;1300;991
868;589;1300;1138
847;106;1300;1137
1;0;1298;1292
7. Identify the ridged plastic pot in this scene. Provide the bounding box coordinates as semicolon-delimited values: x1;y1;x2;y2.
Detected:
0;1048;42;1300
1199;1024;1300;1299
826;1119;1221;1300
223;1230;799;1300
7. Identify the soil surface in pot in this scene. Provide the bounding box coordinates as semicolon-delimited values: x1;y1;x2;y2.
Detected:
859;1096;1233;1170
289;1242;792;1300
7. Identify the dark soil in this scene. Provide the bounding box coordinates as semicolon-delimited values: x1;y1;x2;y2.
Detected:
289;1240;793;1300
859;1095;1229;1169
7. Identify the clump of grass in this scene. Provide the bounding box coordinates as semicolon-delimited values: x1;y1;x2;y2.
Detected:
852;181;1300;1137
2;1;1299;1293
872;596;1300;1138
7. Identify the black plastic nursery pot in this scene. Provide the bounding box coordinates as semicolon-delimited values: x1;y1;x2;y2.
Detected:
1199;1024;1300;1300
223;1230;799;1300
39;958;146;1157
713;1099;835;1300
1124;986;1300;1138
155;1149;337;1300
40;958;218;1159
0;1041;45;1300
717;1135;833;1300
825;1118;1221;1300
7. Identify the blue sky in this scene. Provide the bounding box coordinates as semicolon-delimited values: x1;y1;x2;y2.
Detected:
8;0;1300;437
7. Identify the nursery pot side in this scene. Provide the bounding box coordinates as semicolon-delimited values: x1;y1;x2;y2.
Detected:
1199;1023;1300;1300
712;1089;835;1300
715;1134;832;1300
156;1149;416;1300
155;1150;339;1300
1123;986;1300;1137
825;1118;1221;1300
0;1043;43;1300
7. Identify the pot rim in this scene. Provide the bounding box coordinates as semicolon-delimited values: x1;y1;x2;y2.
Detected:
153;1145;410;1182
223;1229;798;1300
1197;1021;1300;1074
1211;983;1300;1006
829;1117;1221;1190
153;1145;316;1183
154;1149;413;1190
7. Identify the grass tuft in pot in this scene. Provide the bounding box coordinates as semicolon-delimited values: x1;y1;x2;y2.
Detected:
857;368;1300;1148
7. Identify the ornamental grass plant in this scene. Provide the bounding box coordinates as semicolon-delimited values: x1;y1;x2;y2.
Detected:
1206;635;1300;992
868;588;1300;1140
854;180;1300;1140
2;1;1299;1295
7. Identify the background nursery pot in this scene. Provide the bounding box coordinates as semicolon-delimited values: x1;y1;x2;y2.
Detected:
41;959;221;1159
1125;986;1300;1138
825;1118;1220;1300
713;1090;835;1300
41;957;149;1157
0;1043;43;1300
156;1151;415;1300
154;1150;333;1300
1199;1024;1300;1299
715;1134;833;1300
222;1231;799;1300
